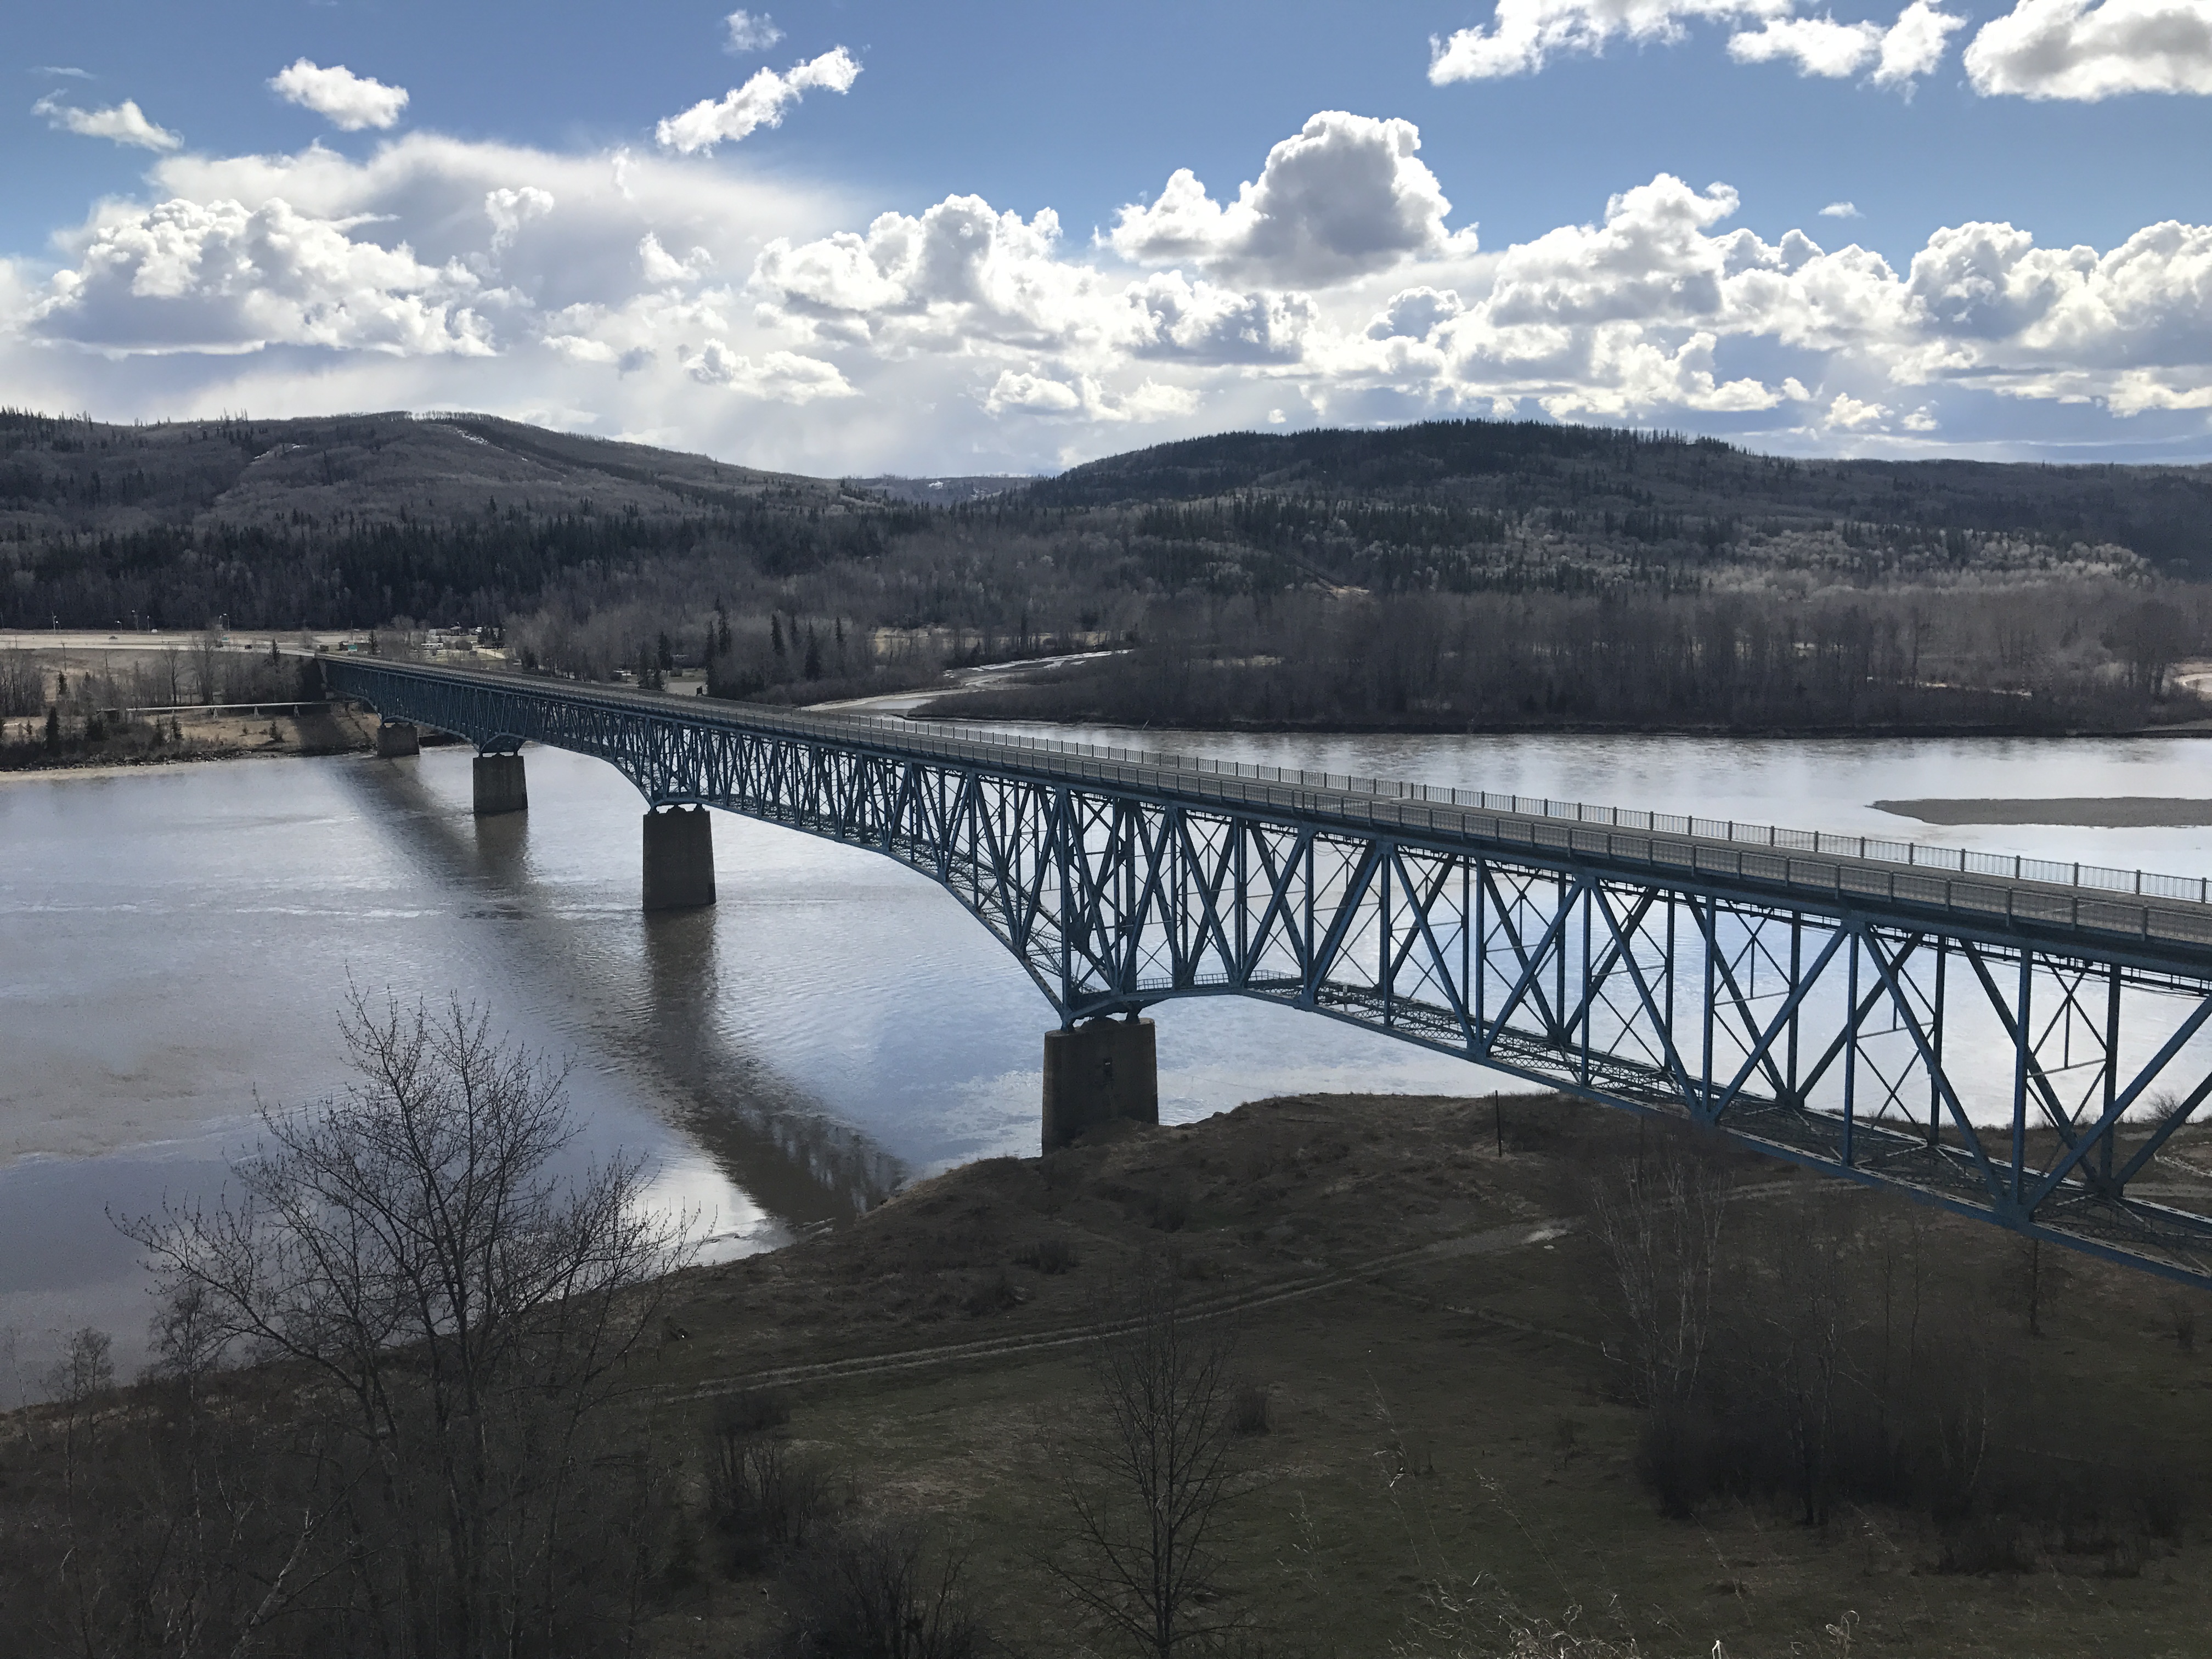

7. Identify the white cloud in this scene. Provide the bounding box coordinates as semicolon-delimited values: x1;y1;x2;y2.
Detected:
1875;0;1970;81
1820;201;1863;218
1965;0;2212;98
1728;14;1887;76
1826;391;1890;426
981;369;1199;422
1108;111;1472;286
1725;1;1963;83
639;232;713;284
985;369;1086;415
684;340;853;400
484;185;554;252
1431;0;1793;81
33;95;180;151
1433;0;1960;85
752;193;1319;366
1367;286;1465;339
654;47;859;154
32;66;93;80
724;10;784;52
27;196;492;357
8;108;2212;473
269;60;410;131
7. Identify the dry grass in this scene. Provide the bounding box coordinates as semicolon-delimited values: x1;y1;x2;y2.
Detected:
633;1094;2212;1658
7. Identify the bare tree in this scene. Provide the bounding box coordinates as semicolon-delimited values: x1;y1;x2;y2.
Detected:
1589;1136;1730;1413
122;990;692;1659
1046;1263;1248;1657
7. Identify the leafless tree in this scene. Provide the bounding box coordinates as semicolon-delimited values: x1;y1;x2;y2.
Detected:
121;990;692;1659
1589;1136;1730;1412
1045;1263;1248;1657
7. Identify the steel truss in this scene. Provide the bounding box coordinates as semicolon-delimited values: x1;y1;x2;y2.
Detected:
328;658;2212;1284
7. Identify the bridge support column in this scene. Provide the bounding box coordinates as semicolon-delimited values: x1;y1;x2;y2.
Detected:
473;752;528;816
374;721;419;759
642;806;716;911
1042;1017;1157;1151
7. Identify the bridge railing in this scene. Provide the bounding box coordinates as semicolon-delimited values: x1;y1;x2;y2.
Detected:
893;717;2212;911
332;658;2212;933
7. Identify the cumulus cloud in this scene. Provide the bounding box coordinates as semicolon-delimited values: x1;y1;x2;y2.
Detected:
655;47;859;153
1821;201;1863;217
684;340;853;399
1965;0;2212;98
27;196;491;356
1826;391;1890;427
269;60;410;131
33;95;180;151
1433;0;1960;84
1108;111;1471;286
1875;0;1970;80
751;192;1319;367
724;10;784;52
484;185;554;251
1725;1;1962;82
1431;0;1792;81
9;106;2212;473
639;232;713;284
980;369;1200;422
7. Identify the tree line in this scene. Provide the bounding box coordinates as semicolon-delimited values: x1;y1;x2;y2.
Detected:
925;581;2211;734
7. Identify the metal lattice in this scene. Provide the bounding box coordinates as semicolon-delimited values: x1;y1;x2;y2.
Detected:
327;657;2212;1284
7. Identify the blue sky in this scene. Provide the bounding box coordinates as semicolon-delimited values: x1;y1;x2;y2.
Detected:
6;0;2212;472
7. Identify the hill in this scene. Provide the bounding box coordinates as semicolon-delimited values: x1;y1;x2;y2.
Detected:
9;409;2212;736
0;409;906;631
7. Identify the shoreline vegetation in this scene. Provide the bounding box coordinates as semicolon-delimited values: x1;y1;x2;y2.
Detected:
6;1037;2212;1656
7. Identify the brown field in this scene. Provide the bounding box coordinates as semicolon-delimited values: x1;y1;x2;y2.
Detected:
624;1094;2212;1658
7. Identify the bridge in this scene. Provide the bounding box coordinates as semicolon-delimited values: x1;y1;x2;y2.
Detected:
323;654;2212;1286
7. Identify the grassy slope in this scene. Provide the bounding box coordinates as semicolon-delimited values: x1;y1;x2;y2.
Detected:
634;1093;2212;1658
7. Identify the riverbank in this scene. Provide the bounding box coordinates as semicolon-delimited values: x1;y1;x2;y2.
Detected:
13;1090;2210;1656
0;702;380;776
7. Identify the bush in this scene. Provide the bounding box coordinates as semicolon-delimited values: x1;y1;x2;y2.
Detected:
960;1269;1022;1316
1233;1384;1272;1435
707;1420;832;1575
778;1519;988;1659
1017;1236;1080;1274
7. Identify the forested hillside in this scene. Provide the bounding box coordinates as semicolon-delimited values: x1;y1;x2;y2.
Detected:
8;408;2212;733
0;408;900;630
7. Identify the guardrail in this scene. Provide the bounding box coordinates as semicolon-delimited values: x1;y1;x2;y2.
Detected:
335;658;2212;950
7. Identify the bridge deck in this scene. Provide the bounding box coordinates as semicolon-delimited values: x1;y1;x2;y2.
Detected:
347;657;2212;969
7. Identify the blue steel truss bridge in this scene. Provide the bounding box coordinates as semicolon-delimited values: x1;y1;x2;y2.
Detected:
325;654;2212;1286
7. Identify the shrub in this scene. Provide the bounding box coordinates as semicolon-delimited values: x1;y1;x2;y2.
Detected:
1233;1384;1272;1435
1016;1237;1080;1274
707;1423;832;1575
778;1519;987;1659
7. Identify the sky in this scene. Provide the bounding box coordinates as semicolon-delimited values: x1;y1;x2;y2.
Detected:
5;0;2212;475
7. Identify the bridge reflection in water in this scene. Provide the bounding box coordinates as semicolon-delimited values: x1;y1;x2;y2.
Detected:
325;656;2212;1285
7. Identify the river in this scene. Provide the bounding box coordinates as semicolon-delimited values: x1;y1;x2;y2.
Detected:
8;725;2212;1394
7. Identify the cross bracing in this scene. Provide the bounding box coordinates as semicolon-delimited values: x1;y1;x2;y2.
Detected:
326;656;2212;1285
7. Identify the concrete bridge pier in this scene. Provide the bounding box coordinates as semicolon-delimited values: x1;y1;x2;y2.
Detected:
374;721;420;759
1042;1015;1158;1150
472;752;528;816
643;805;716;910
